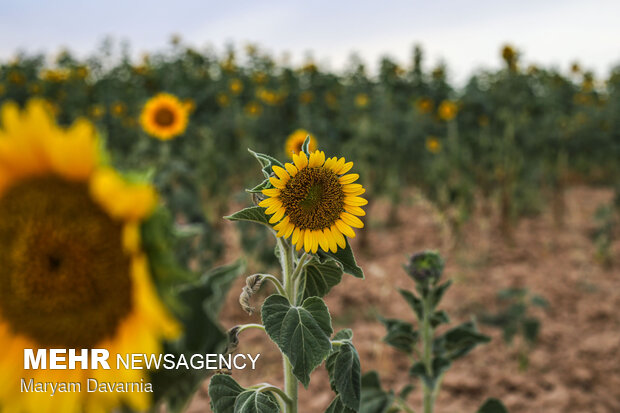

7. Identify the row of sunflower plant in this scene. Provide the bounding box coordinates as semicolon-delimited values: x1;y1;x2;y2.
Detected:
1;41;619;258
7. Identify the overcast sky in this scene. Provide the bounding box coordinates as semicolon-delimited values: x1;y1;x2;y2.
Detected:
2;0;619;83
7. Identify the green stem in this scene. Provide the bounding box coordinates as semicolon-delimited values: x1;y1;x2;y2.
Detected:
237;323;266;334
261;274;286;296
421;293;434;413
395;397;417;413
277;237;300;413
251;383;293;410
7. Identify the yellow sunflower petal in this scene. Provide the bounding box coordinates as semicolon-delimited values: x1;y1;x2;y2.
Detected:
295;229;305;251
268;207;286;223
324;228;338;253
335;219;356;238
284;162;298;176
284;222;295;238
339;174;359;184
292;227;301;245
339;161;354;175
345;204;366;216
341;212;364;228
323;157;336;170
259;197;280;207
331;157;345;174
269;177;287;189
265;203;282;215
262;188;281;197
272;165;290;181
304;229;313;252
331;225;347;248
293;151;308;170
317;229;329;252
311;230;320;253
344;196;368;206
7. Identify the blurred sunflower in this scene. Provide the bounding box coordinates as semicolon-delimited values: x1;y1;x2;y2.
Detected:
285;129;317;158
244;101;262;117
415;97;433;114
425;136;441;154
438;100;458;121
110;102;127;117
0;100;179;413
354;93;369;108
140;93;189;140
0;83;5;96
216;92;231;107
229;78;243;95
259;150;367;253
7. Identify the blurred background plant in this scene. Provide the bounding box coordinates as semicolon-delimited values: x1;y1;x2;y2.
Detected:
479;288;549;372
3;40;618;263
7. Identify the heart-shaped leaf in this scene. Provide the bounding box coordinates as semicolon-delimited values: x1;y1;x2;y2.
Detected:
262;295;333;387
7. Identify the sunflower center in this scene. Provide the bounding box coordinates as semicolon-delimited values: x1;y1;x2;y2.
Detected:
0;176;132;348
154;106;176;127
279;167;345;230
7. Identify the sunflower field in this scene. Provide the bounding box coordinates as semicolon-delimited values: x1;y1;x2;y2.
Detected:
0;38;619;413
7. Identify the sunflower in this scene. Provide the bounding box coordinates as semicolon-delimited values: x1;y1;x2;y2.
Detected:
285;129;317;158
140;93;189;140
259;150;367;253
438;100;458;122
425;136;441;154
0;100;179;413
354;93;369;108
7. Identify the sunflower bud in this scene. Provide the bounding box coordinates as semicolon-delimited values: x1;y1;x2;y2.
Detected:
405;251;444;283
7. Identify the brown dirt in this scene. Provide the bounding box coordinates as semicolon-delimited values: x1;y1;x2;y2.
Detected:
186;186;620;413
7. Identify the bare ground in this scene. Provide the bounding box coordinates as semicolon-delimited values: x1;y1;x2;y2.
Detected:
186;186;620;413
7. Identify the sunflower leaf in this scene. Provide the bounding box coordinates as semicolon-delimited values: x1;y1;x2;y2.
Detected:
299;257;344;300
301;136;312;156
248;148;285;179
225;206;271;227
246;178;272;194
477;398;509;413
359;371;395;413
326;342;362;411
234;390;281;413
325;395;357;413
262;295;333;387
208;375;281;413
209;375;245;413
318;239;364;279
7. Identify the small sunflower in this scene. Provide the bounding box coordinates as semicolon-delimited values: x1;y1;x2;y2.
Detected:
425;136;442;154
438;100;458;121
259;150;367;253
140;93;189;140
354;93;369;108
0;100;179;412
285;129;317;158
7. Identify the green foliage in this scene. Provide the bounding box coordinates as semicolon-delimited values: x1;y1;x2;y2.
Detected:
359;372;394;413
591;203;617;267
300;257;344;300
477;398;509;413
209;375;281;413
149;261;244;411
364;252;499;413
318;239;365;279
480;287;548;371
209;147;366;412
262;295;333;387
